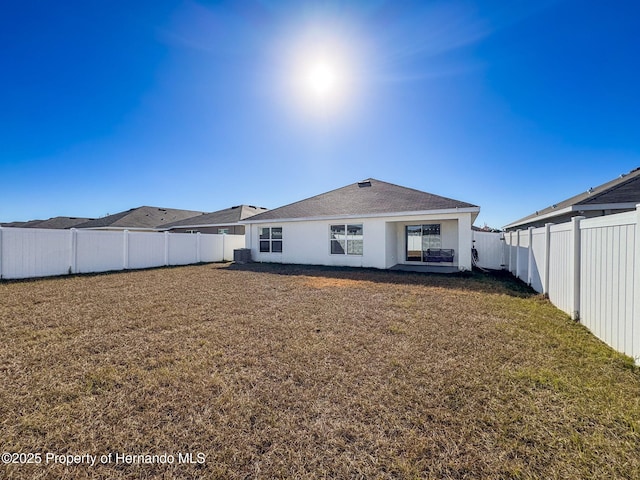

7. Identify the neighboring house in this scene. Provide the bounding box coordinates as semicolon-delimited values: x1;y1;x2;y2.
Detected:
505;167;640;231
241;178;480;271
157;205;267;234
0;217;94;229
73;206;205;231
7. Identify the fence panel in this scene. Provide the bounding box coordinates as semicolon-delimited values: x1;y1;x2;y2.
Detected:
530;229;546;293
0;228;71;279
128;232;166;269
547;224;573;316
168;234;198;265
580;213;637;359
76;230;124;273
223;235;245;261
472;231;504;270
0;228;245;280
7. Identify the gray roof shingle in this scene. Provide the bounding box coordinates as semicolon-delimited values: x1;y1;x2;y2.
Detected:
158;205;268;228
74;206;205;229
245;178;478;222
0;217;94;229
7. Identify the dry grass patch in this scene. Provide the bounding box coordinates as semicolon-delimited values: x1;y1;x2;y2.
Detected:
1;263;639;479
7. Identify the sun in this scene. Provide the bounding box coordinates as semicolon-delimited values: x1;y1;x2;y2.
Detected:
294;54;350;113
279;28;363;117
304;59;339;99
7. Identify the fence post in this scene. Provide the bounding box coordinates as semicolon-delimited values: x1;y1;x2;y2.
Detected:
0;226;3;279
527;226;534;286
222;233;226;261
515;230;521;280
543;223;552;296
123;230;129;270
164;231;170;266
70;228;78;274
571;216;585;321
634;205;640;364
508;231;513;273
196;232;201;263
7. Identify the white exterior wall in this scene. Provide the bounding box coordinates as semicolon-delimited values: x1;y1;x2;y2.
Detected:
249;219;386;269
247;212;474;270
0;227;240;280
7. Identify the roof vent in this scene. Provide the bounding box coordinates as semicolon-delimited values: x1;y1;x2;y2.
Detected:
587;187;594;194
358;180;372;188
552;204;558;209
231;205;240;209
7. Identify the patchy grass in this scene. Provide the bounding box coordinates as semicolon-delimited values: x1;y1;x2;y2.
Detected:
1;263;639;479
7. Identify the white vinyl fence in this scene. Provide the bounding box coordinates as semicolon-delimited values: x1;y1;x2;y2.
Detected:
0;227;245;280
472;231;505;270
504;206;640;364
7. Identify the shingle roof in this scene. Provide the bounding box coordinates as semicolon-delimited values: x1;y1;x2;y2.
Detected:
0;217;93;229
74;206;205;229
506;167;640;228
158;205;268;228
244;178;478;222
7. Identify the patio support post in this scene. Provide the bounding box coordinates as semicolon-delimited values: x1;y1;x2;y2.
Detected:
457;213;473;271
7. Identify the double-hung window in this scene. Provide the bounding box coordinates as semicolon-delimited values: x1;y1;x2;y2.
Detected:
259;227;282;253
330;224;363;255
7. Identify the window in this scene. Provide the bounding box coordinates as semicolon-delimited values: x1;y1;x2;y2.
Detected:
330;224;363;255
185;230;198;234
259;227;283;253
405;224;442;261
218;228;229;235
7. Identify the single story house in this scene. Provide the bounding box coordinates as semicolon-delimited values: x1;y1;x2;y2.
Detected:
505;167;640;230
158;205;267;235
241;178;480;271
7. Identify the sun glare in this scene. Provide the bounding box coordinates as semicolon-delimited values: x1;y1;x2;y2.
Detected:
304;60;339;98
283;30;359;116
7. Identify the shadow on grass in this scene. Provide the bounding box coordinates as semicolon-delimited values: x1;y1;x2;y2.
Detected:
224;262;537;298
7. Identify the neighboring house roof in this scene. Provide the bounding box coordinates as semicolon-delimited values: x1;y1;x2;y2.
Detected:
0;217;94;229
157;205;268;229
244;178;479;222
505;167;640;230
74;206;205;229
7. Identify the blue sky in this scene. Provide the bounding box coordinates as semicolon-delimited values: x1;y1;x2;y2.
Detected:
2;1;639;228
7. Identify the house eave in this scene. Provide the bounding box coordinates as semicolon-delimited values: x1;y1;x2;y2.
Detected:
504;202;639;230
159;222;240;231
241;207;480;224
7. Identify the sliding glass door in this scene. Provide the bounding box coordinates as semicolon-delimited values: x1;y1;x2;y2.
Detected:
405;224;442;262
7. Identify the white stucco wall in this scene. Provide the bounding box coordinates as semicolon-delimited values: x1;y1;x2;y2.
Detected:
246;211;475;270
